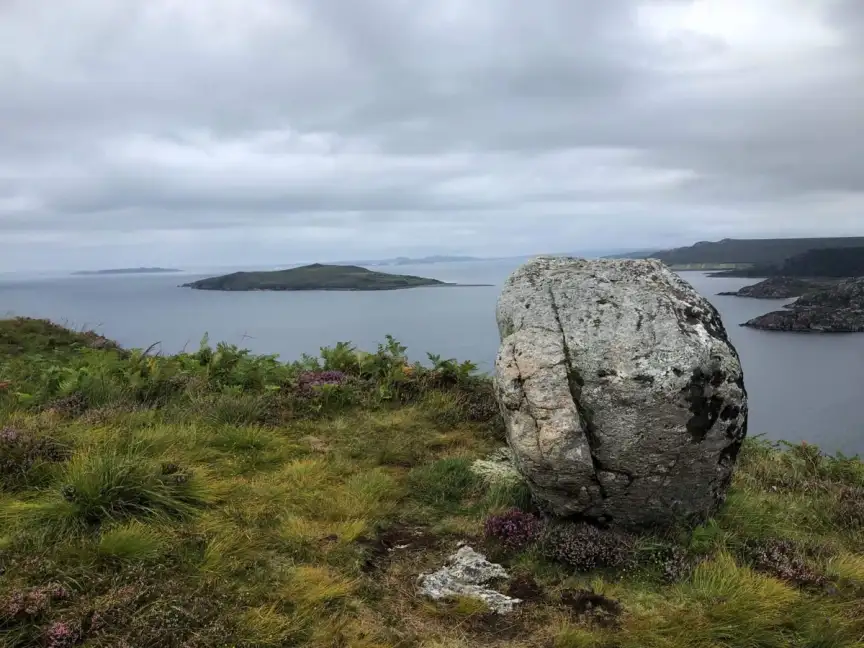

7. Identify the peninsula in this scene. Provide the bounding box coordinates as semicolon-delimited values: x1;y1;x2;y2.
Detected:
612;237;864;271
718;277;842;299
182;263;488;291
742;278;864;332
73;267;180;275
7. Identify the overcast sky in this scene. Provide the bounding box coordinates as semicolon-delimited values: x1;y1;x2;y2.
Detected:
1;0;863;271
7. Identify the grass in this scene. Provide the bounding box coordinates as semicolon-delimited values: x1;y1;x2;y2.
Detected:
1;318;863;647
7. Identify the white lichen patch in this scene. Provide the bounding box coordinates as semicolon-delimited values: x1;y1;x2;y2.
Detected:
417;546;521;614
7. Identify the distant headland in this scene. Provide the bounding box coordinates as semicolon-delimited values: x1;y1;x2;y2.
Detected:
610;236;864;271
73;267;180;276
182;263;491;291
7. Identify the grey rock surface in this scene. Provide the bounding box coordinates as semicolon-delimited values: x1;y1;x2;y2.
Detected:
494;256;748;529
417;546;520;614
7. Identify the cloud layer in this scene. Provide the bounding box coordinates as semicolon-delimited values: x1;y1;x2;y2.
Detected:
1;0;863;270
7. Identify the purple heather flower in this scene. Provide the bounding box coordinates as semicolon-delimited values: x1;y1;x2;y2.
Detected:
484;509;543;552
0;427;20;444
297;371;347;389
45;621;76;648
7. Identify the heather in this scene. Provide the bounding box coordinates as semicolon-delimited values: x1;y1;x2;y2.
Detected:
1;317;863;648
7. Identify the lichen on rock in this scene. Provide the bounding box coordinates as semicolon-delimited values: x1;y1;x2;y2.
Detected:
417;546;521;614
470;447;523;487
494;256;748;529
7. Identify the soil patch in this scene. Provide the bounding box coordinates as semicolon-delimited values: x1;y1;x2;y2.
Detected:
359;525;439;572
506;573;545;602
560;589;622;628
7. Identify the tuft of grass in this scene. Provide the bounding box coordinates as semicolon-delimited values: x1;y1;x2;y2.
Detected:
57;445;209;525
408;457;479;510
826;552;864;586
97;520;169;561
238;605;310;647
195;391;274;426
207;424;273;453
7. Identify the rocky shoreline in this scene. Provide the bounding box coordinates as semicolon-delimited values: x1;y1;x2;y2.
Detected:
742;278;864;332
718;277;840;299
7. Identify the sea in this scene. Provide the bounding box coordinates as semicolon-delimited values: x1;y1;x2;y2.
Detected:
2;260;862;456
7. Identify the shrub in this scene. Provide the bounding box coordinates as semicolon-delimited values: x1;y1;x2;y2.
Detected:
541;523;636;572
0;583;68;624
425;353;479;386
0;427;68;490
740;538;825;587
834;486;864;529
484;509;544;552
296;370;348;391
45;392;89;417
636;541;695;583
44;620;78;648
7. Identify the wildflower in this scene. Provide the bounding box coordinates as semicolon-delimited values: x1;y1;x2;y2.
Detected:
297;371;347;391
484;509;544;552
45;621;77;648
541;523;636;571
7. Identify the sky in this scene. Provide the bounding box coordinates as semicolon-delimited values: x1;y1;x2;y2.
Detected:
1;0;863;271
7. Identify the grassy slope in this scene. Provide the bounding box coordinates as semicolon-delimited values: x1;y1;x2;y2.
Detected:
183;264;447;291
1;319;863;648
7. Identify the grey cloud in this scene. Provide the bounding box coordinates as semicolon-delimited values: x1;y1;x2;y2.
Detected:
1;0;863;270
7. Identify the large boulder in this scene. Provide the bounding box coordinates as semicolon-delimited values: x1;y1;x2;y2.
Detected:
494;257;748;529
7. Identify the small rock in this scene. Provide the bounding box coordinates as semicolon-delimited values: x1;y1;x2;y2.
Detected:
418;546;521;614
300;435;328;453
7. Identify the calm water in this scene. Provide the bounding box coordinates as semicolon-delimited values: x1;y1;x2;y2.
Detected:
2;261;862;455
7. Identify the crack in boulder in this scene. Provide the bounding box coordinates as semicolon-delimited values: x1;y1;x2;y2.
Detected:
547;287;607;499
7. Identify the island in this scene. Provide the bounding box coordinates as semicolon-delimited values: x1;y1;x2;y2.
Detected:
718;277;841;299
73;267;180;276
742;278;864;332
181;263;490;291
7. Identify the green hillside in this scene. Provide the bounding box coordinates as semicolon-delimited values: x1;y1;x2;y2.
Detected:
629;237;864;269
713;247;864;278
1;318;862;647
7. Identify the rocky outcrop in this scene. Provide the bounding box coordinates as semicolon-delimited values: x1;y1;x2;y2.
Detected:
743;278;864;332
417;546;521;614
718;277;840;299
494;257;748;530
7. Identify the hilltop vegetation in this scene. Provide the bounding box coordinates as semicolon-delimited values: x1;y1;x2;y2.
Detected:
1;318;863;648
183;264;460;291
713;247;864;279
630;237;864;269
